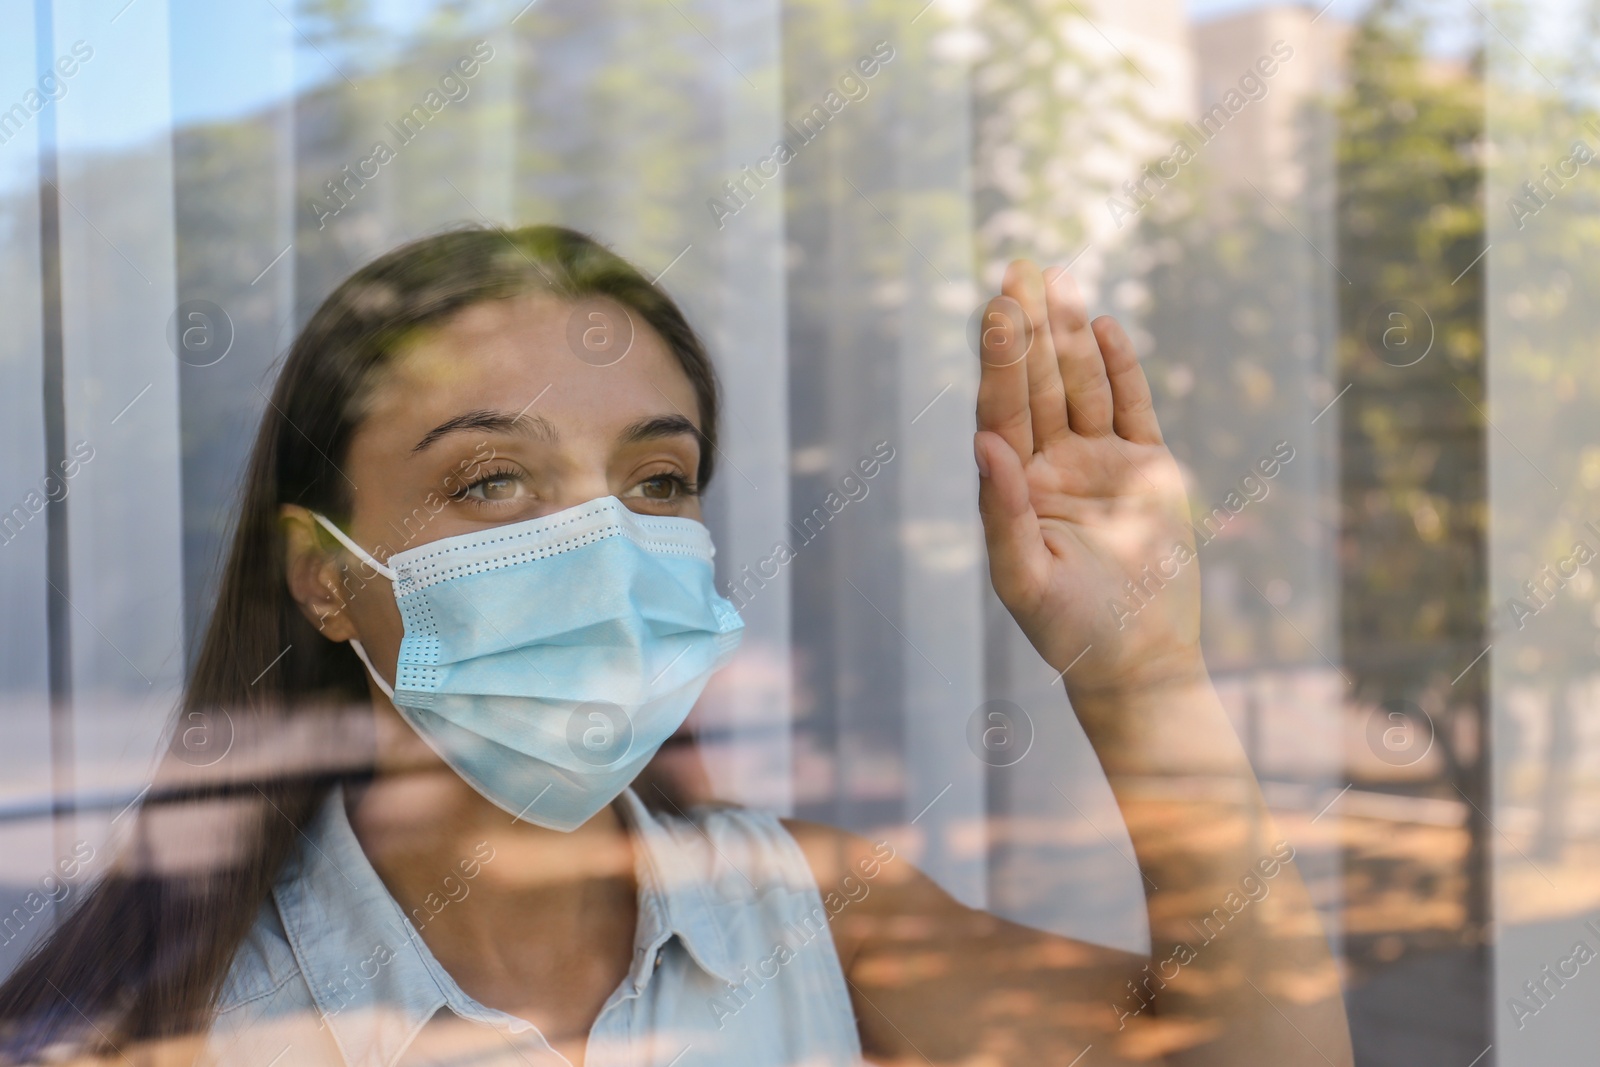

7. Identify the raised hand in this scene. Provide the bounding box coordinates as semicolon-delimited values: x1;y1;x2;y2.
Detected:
974;259;1203;699
965;262;1354;1067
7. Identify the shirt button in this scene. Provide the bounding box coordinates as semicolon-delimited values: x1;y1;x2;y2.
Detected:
654;951;664;969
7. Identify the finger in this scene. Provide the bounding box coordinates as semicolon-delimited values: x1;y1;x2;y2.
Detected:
975;431;1050;612
1042;268;1115;437
1001;260;1070;447
1091;316;1164;445
976;293;1035;462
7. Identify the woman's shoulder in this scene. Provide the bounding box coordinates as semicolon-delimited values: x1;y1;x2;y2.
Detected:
777;817;990;976
653;797;955;975
201;896;348;1064
652;798;937;915
212;896;303;1015
636;796;819;898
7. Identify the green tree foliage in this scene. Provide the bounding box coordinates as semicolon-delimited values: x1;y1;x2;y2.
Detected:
1334;0;1497;948
1108;75;1342;671
1122;190;1341;670
971;0;1152;280
1335;0;1487;701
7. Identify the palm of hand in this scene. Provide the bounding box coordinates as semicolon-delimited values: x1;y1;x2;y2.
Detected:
975;262;1202;695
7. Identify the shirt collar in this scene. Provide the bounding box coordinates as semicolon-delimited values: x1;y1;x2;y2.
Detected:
272;784;742;1067
614;788;740;987
271;784;452;1067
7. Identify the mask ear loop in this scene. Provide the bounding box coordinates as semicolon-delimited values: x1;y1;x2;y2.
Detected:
310;512;396;581
310;512;398;700
348;637;396;701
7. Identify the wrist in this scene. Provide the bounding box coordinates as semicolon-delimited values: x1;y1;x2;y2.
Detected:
1061;644;1210;709
1062;652;1253;778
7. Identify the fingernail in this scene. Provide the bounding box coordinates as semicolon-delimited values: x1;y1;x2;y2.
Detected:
973;435;991;479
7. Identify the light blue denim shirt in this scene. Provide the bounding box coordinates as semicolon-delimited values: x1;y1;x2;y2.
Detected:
200;785;863;1066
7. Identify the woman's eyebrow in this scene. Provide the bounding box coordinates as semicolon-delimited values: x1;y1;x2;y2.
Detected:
411;409;558;453
618;414;701;446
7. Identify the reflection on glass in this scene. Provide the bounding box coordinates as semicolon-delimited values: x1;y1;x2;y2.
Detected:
0;1;1590;1065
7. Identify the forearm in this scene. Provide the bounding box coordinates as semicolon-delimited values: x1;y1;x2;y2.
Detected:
1067;672;1353;1067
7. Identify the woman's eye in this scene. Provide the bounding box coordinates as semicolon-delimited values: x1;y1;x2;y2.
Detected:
635;473;694;501
475;477;517;500
457;471;526;503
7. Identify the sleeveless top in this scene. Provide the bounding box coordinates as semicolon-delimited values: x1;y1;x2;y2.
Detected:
200;785;864;1066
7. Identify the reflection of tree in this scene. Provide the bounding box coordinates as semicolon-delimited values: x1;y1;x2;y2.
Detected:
167;0;750;652
508;0;720;267
295;0;385;56
1335;0;1485;704
1118;0;1501;1052
1120;177;1339;671
1334;0;1492;990
971;0;1151;281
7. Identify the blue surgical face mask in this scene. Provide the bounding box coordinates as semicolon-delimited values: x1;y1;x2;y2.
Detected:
311;495;744;831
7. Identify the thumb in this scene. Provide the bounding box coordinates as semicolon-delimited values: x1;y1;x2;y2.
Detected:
975;430;1048;611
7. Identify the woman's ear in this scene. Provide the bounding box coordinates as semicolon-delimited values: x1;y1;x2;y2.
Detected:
280;504;360;642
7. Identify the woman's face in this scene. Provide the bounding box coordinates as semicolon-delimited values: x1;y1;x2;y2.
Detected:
282;290;706;691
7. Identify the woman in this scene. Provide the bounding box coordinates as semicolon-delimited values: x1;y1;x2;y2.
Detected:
0;226;1352;1066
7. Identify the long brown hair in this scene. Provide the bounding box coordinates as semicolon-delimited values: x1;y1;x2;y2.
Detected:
0;225;720;1059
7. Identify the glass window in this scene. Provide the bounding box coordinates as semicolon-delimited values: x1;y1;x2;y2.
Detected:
0;1;1590;1064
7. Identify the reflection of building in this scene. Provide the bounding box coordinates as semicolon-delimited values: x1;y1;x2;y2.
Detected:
1188;11;1495;1064
1087;0;1196;248
1191;6;1351;200
979;1;1357;961
975;0;1198;955
1149;4;1349;676
1071;0;1357;982
0;7;1506;1060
